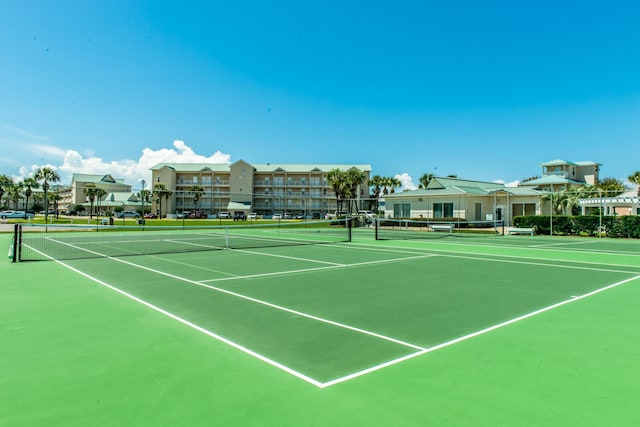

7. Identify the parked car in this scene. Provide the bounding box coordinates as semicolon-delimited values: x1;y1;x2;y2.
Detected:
283;213;292;220
311;212;321;220
233;211;247;221
116;211;140;218
0;210;35;219
143;213;157;219
218;212;231;219
325;211;347;220
294;213;305;220
272;214;282;220
248;212;257;220
189;211;207;219
357;210;375;218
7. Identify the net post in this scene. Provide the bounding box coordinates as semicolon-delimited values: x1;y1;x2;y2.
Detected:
374;217;379;240
10;224;18;262
347;217;352;242
225;226;230;249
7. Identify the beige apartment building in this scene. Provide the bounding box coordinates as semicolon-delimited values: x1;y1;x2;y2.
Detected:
150;160;372;217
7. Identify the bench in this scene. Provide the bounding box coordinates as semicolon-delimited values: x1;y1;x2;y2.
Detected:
509;227;533;236
431;224;454;233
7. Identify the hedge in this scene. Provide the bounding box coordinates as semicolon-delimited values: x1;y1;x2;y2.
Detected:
513;215;640;238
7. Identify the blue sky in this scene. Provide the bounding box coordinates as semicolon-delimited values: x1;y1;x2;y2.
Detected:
1;1;639;189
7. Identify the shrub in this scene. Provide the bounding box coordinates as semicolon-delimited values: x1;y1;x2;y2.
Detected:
514;215;640;238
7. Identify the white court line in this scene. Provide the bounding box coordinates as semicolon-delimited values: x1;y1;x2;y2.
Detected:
528;240;601;248
348;242;640;274
380;236;640;259
34;239;427;350
29;238;640;388
320;273;640;388
26;242;425;387
200;254;437;283
28;247;325;387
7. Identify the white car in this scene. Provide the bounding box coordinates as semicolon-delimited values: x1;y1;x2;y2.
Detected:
218;212;231;219
358;210;375;218
272;214;282;220
248;213;257;220
1;210;35;219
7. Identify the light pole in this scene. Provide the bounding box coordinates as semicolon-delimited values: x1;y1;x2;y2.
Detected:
141;179;146;228
42;181;50;224
24;185;32;220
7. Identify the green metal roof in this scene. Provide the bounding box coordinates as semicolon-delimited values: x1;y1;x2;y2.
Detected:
519;175;584;186
71;173;127;185
150;162;371;173
386;176;544;199
252;164;371;173
427;177;504;190
540;159;600;167
149;163;231;172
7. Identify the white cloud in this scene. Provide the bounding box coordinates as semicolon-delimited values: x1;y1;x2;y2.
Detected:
395;173;418;191
494;179;521;188
19;140;231;187
30;144;67;158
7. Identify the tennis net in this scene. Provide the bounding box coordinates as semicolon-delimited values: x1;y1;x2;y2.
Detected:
15;219;351;262
375;218;504;241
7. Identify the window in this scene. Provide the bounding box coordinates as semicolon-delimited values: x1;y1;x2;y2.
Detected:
512;203;536;216
393;203;411;218
433;202;453;218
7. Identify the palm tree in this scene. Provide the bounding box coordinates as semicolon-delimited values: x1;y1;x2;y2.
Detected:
418;173;434;189
327;169;348;212
388;177;401;194
597;177;626;197
369;175;384;212
541;191;565;215
34;167;60;223
22;177;38;210
628;171;640;195
83;184;99;218
138;189;151;215
8;181;23;209
153;183;172;218
94;188;107;219
50;192;63;219
0;174;13;209
345;169;366;212
190;185;204;214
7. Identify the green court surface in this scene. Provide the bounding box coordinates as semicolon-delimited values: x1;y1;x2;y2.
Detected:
2;227;640;426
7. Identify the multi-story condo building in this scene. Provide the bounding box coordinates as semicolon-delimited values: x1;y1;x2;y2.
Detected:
150;160;372;217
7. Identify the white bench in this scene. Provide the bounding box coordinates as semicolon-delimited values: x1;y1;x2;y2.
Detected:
509;227;533;236
431;224;454;233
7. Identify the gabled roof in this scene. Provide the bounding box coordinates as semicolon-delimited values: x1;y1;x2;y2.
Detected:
386;176;544;198
428;177;504;191
72;173;127;185
540;159;601;167
252;164;372;173
149;163;230;172
540;159;576;167
519;175;585;186
149;162;372;173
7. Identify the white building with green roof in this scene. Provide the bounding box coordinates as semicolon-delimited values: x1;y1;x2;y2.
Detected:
59;173;135;214
383;176;544;225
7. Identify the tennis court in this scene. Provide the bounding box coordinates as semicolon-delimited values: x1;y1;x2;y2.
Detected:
3;221;640;425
